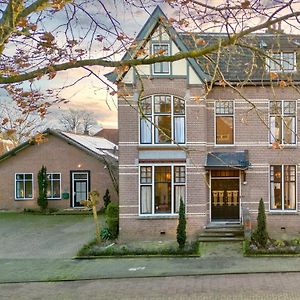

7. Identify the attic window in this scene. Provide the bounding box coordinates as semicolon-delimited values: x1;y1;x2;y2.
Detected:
268;52;296;72
152;43;170;75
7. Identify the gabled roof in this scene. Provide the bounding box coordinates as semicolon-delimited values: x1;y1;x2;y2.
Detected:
94;128;119;145
0;129;118;164
105;6;210;83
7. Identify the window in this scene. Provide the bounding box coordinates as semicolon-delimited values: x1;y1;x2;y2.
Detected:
152;44;170;75
140;165;186;215
215;101;234;145
269;52;296;72
15;173;33;200
269;101;296;145
140;95;185;144
47;173;61;199
270;165;296;211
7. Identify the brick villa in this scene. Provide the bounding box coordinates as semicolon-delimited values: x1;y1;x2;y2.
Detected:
106;7;300;239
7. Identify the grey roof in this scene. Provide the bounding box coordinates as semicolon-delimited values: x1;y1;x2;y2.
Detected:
206;150;250;170
180;32;300;83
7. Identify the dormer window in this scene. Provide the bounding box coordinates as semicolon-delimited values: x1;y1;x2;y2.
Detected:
152;43;170;75
268;52;296;72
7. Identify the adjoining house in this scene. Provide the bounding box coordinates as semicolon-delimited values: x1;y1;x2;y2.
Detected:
0;129;118;211
94;128;119;145
106;6;300;239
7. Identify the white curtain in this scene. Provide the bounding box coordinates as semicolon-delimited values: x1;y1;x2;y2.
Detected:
140;118;152;144
283;117;296;144
175;186;185;213
174;117;185;144
141;186;152;214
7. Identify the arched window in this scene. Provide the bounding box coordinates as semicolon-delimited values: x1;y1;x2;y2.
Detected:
139;95;185;144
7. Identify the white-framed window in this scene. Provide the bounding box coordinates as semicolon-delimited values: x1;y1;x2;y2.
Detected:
270;165;296;211
15;173;33;200
215;100;234;145
152;43;170;75
269;100;296;145
47;173;61;199
268;52;296;72
140;95;185;145
139;165;186;215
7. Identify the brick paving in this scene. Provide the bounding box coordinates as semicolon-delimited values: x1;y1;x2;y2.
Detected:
1;273;300;300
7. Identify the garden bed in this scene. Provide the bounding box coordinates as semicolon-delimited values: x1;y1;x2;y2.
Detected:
76;239;200;258
244;238;300;256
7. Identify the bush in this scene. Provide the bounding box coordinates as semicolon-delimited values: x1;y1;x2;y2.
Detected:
37;165;48;210
176;198;186;250
105;202;119;239
252;198;268;248
103;189;111;210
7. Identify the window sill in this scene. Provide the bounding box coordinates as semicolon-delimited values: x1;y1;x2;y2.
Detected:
268;144;297;149
268;211;298;215
47;198;62;201
138;214;178;220
139;144;186;149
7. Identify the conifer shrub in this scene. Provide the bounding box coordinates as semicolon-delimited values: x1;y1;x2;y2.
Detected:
252;198;268;248
103;188;111;210
37;165;48;210
106;202;119;239
176;198;186;250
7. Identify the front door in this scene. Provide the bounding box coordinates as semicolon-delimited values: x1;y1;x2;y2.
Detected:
211;174;240;221
71;172;89;208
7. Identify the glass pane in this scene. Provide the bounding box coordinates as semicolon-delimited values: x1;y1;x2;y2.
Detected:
140;117;152;144
52;181;61;198
154;95;171;113
52;174;60;180
74;174;88;180
283;116;296;144
154;166;171;213
216;116;234;144
153;45;169;74
270;53;281;71
140;166;152;184
174;186;185;213
25;174;32;180
174;117;185;144
140;186;152;214
16;174;24;180
282;52;294;71
215;101;233;115
270;101;282;115
16;181;24;198
140;97;152;115
284;101;296;115
174;166;185;183
25;181;33;198
155;116;171;144
270;116;281;143
270;165;282;210
173;97;185;114
284;165;296;210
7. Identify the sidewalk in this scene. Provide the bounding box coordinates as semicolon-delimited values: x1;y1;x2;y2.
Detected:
2;242;300;283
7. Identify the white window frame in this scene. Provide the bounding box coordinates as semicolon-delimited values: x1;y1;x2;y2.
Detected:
47;173;61;200
139;164;186;216
269;165;297;212
15;173;34;200
139;94;186;145
268;52;297;73
151;43;171;75
214;100;235;146
268;100;297;146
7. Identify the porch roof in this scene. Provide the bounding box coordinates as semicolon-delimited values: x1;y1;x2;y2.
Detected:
205;150;250;170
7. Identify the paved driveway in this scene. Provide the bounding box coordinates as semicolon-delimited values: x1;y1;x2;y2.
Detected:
0;213;95;258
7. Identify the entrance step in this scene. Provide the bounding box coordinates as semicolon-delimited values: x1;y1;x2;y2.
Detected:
198;224;244;242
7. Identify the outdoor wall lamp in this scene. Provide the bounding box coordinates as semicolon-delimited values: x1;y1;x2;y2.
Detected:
242;170;247;184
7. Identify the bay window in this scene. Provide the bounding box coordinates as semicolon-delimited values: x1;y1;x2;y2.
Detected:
270;165;296;211
140;95;185;144
140;165;186;215
269;101;296;145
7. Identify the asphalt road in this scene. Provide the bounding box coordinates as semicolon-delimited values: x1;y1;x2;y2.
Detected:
1;273;300;300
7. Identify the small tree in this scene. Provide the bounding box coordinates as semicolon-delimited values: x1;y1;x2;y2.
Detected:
81;191;101;243
177;198;186;250
37;165;48;211
103;189;111;210
252;198;268;248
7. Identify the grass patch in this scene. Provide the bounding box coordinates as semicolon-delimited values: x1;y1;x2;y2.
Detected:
77;239;200;257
